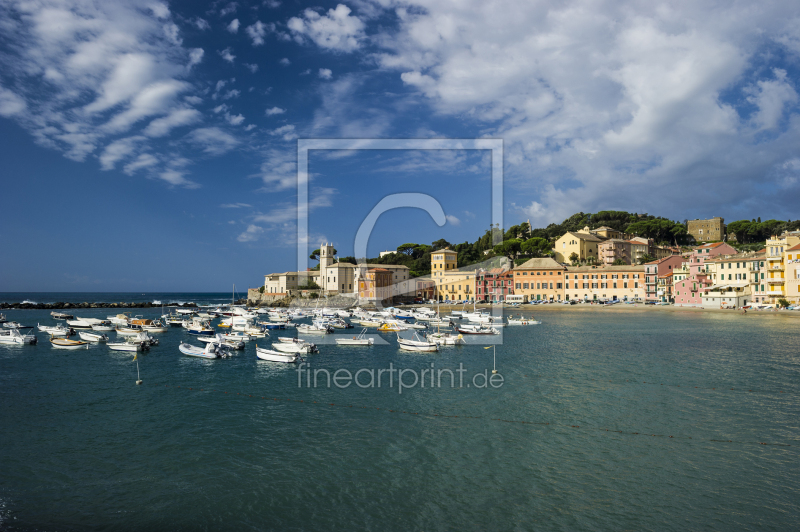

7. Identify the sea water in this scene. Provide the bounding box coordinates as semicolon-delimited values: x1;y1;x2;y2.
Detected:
1;305;798;531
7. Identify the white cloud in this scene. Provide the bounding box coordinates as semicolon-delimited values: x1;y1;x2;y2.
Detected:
265;106;286;116
246;21;268;46
222;89;241;100
264;0;281;8
213;104;228;113
244;124;256;131
185;95;202;105
237;224;264;242
244;63;258;73
188;127;239;155
287;4;365;52
280;57;291;66
220;2;238;17
445;214;461;226
159;168;199;188
163;23;182;45
227;19;240;33
192;17;210;30
269;124;298;141
318;68;332;80
0;87;26;117
148;2;170;19
102;80;190;133
226;112;245;125
144;108;202;137
746;69;798;131
123;153;159;175
218;47;236;63
188;48;204;68
99;135;142;170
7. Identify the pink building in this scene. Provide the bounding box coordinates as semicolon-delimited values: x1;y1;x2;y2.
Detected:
644;255;685;302
476;268;514;302
673;242;737;306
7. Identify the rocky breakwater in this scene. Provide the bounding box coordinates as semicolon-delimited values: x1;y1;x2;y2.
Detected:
0;301;200;310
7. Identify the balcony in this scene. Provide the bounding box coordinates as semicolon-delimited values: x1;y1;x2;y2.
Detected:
770;265;784;271
767;278;785;284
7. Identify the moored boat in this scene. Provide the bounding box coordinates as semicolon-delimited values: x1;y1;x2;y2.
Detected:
396;332;438;352
50;337;88;349
179;342;220;359
38;323;74;336
79;331;109;343
108;341;149;352
335;328;374;346
0;328;38;344
255;345;299;363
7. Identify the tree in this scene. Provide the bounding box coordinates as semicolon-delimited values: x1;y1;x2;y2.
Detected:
521;237;552;257
493;239;521;263
396;243;419;256
638;253;655;265
431;238;451;250
777;298;790;309
569;252;579;265
586;256;597;265
612;258;627;266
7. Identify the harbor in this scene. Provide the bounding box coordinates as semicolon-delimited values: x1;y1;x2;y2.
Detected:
1;303;797;530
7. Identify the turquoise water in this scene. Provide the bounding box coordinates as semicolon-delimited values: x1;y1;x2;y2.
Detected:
1;307;798;530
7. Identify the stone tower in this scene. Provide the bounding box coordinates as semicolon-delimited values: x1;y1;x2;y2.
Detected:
319;243;335;290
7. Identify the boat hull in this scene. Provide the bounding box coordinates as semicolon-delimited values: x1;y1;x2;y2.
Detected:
255;347;298;363
51;338;88;349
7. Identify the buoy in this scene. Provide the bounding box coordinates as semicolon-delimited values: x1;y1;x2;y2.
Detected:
136;380;143;385
492;369;498;374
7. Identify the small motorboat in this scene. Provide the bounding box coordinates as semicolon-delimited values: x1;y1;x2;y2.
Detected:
335;328;374;346
107;313;131;325
50;311;74;320
79;331;109;343
187;320;215;336
179;342;221;359
506;317;541;325
255;345;299;363
90;321;115;331
396;332;438;352
108;341;149;352
275;337;319;352
0;328;38;344
357;319;382;327
131;317;169;333
197;334;245;350
271;341;315;354
116;325;144;336
50;337;89;349
297;323;333;334
428;332;466;346
223;331;253;342
3;321;33;329
454;324;499;335
378;322;408;332
126;332;158;346
38;324;74;337
66;319;94;329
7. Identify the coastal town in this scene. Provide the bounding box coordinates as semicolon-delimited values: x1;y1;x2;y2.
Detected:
252;216;800;310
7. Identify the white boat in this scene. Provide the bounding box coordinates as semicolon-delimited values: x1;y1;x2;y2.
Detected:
126;332;158;346
50;337;88;349
197;334;245;350
187;319;215;336
116;325;144;336
377;321;408;332
179;342;220;359
242;325;268;337
275;337;318;352
50;311;74;319
506;317;541;325
335;328;374;346
454;324;499;335
165;314;185;327
223;331;253;342
141;320;168;333
429;332;466;346
38;323;73;336
79;331;109;343
357;319;382;327
107;313;131;325
255;345;299;363
90;321;115;331
66;319;94;329
271;341;315;354
396;332;438;352
108;341;149;352
3;321;32;329
297;323;333;334
0;328;38;344
73;317;103;325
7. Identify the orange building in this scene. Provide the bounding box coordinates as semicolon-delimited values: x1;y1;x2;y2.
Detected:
358;268;394;305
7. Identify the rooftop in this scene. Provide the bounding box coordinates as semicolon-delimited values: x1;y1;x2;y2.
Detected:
564;231;604;242
516;257;567;270
566;264;646;272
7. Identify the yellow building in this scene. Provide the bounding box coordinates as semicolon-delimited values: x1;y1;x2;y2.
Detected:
513;257;566;301
564;265;645;302
431;249;475;302
782;242;800;304
553;231;603;263
764;231;800;304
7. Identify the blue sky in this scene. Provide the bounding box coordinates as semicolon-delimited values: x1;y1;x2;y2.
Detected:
1;0;800;292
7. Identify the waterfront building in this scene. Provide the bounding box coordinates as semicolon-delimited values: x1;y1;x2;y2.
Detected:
553;231;603;263
564;264;645;302
513;258;567;301
264;270;320;294
644;255;684;302
702;251;766;307
358;268;393;305
657;272;674;302
598;239;632;265
764;232;800;304
672;242;736;306
431;249;475;302
785;243;800;304
687;217;726;242
476;268;514;303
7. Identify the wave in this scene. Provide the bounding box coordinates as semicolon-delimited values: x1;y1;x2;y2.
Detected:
21;300;37;304
152;300;162;305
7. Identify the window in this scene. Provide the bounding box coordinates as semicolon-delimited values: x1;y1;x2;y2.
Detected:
556;283;562;289
613;282;617;289
634;282;638;288
624;282;628;288
591;283;598;289
523;283;529;289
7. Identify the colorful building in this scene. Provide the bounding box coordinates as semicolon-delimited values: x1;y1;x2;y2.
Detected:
785;243;800;304
358;268;393;305
644;255;684;302
553;231;603;263
673;242;737;306
764;232;800;304
564;265;645;302
476;268;514;303
431;249;475;302
598;239;632;265
513;258;567;301
687;217;725;242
